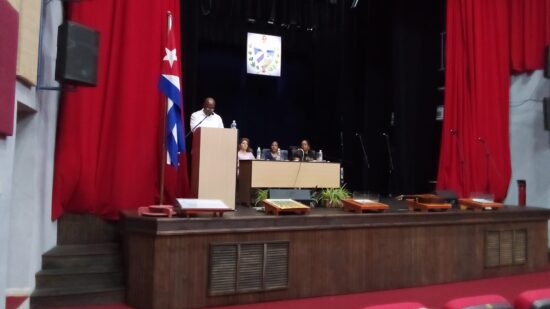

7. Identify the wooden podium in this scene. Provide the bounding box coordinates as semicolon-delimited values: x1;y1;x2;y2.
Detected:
190;127;237;209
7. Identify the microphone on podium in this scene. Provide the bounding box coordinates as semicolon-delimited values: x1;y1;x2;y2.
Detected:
185;113;212;139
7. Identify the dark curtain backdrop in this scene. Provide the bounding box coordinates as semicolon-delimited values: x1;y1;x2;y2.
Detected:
437;0;550;201
52;0;190;219
181;0;444;196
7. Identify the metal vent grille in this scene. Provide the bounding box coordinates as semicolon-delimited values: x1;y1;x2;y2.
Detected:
209;241;289;295
265;242;289;290
485;229;527;268
237;243;264;293
485;231;500;267
209;245;237;295
513;229;527;264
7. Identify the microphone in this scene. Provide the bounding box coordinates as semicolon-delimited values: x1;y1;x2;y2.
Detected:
185;113;211;138
298;148;305;161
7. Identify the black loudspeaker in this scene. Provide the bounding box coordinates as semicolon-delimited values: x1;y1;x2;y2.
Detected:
544;97;550;131
55;21;99;86
545;45;550;79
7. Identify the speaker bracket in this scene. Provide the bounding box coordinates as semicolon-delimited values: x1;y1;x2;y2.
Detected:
37;85;77;92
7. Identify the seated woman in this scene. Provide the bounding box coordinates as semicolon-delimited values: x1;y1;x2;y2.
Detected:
292;139;316;162
237;137;255;160
264;141;284;161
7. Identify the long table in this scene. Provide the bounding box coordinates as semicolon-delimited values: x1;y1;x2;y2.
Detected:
238;160;340;205
122;205;550;309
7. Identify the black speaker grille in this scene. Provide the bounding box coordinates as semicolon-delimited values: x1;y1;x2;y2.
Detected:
56;21;99;86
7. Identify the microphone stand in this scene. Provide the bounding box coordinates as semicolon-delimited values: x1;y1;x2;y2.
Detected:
355;133;370;192
478;137;491;194
451;129;465;187
383;133;394;197
185;113;211;139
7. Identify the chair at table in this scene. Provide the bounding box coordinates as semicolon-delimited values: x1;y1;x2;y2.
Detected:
444;294;512;309
514;288;550;309
262;148;288;161
289;146;316;161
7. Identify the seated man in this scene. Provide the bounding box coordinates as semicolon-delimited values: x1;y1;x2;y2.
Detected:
292;140;316;162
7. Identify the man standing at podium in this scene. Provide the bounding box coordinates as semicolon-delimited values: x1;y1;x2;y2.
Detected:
190;97;224;132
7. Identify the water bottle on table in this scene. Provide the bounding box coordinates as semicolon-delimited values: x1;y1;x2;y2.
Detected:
317;149;323;161
256;147;261;160
230;120;237;129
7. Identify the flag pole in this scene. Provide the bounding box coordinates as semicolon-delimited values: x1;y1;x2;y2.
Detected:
158;11;172;206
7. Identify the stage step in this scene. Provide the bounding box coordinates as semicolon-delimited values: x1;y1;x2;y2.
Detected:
31;242;125;308
57;213;119;245
42;243;121;269
36;268;123;289
30;286;124;308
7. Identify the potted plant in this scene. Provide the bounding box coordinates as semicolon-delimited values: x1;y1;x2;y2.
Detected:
254;189;269;207
313;186;351;208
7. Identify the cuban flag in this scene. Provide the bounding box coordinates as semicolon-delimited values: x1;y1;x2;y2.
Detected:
158;12;185;166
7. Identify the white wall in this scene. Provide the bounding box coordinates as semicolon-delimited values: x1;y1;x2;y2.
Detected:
0;0;63;305
0;97;17;309
505;70;550;227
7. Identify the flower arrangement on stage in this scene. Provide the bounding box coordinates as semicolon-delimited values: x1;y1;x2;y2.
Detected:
313;186;351;208
255;189;269;206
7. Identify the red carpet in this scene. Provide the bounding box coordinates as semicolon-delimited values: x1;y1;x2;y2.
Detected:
213;265;550;309
13;265;550;309
6;297;27;309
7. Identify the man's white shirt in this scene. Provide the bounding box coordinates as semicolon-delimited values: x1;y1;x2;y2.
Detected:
190;109;224;132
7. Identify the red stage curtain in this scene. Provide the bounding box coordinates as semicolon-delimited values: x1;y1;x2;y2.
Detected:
437;0;511;201
52;0;190;219
510;0;550;72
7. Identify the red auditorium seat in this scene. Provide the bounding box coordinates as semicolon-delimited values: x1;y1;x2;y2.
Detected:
362;302;428;309
444;294;513;309
515;288;550;309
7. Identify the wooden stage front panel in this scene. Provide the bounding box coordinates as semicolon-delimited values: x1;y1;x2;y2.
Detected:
122;206;550;309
